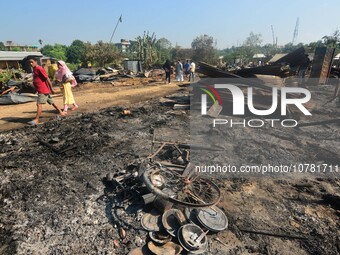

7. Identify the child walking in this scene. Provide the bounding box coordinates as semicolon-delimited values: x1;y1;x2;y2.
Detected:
27;56;66;125
55;60;78;113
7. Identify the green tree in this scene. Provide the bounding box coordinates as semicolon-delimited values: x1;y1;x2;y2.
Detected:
281;42;304;53
322;29;340;48
41;44;67;60
40;44;54;55
306;40;324;53
221;46;240;65
171;46;194;61
11;46;21;52
241;32;263;62
261;43;279;59
156;37;172;50
86;41;122;67
66;40;86;64
135;32;158;67
155;37;172;64
0;42;5;50
244;32;262;47
191;34;217;64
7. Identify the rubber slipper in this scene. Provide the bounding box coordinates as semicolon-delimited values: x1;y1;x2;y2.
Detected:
27;120;38;126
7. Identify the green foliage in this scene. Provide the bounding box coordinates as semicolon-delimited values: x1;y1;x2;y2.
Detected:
0;71;12;84
0;42;5;50
281;42;304;53
239;32;263;62
244;32;262;47
156;38;172;50
155;38;172;65
66;63;79;72
135;32;158;67
41;44;67;60
171;46;193;62
215;28;340;66
221;46;241;64
261;44;280;58
191;34;217;64
66;40;86;64
85;41;122;67
307;40;325;53
40;44;54;55
322;29;340;48
11;47;21;52
24;29;340;71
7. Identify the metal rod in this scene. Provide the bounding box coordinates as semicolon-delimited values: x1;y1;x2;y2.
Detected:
109;15;122;44
240;229;308;240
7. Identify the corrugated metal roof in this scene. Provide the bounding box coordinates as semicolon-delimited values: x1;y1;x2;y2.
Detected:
0;51;43;61
268;53;287;63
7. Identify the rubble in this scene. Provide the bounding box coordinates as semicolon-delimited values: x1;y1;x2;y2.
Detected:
0;79;339;255
0;77;37;105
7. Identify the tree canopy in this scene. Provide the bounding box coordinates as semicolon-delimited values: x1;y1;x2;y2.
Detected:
7;28;340;68
85;41;122;67
191;34;217;64
66;40;86;64
41;44;67;61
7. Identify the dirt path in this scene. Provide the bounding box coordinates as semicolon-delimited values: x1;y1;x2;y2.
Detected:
0;82;182;131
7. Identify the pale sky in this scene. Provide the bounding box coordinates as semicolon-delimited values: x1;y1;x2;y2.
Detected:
1;0;339;49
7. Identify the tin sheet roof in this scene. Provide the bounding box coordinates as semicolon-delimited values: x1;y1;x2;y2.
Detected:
0;51;43;61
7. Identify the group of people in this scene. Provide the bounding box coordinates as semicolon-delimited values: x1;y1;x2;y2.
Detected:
27;56;78;125
162;59;196;84
27;57;197;125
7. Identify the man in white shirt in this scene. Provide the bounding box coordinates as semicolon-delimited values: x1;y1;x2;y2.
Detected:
189;61;196;82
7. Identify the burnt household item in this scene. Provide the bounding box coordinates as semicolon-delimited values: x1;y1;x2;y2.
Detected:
141;160;221;208
184;208;202;226
178;224;208;254
153;188;175;212
196;206;228;232
142;193;156;205
161;208;187;237
147;241;183;255
141;212;163;232
148;230;172;244
128;245;153;255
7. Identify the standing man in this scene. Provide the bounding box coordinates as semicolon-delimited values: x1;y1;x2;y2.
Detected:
175;60;184;82
27;56;66;125
184;60;190;81
163;59;172;84
189;61;196;82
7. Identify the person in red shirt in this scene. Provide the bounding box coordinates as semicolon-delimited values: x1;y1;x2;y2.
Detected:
27;56;66;125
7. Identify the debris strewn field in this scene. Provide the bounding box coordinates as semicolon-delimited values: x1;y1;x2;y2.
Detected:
0;79;339;255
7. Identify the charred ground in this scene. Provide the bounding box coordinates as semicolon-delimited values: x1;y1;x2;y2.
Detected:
0;85;339;255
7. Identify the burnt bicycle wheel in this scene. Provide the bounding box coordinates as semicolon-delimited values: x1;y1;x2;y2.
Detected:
141;161;221;208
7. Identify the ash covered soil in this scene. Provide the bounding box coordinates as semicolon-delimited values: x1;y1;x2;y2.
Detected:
0;85;339;255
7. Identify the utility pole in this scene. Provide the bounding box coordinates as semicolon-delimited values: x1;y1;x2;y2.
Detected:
271;25;276;47
292;18;299;45
109;15;122;44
